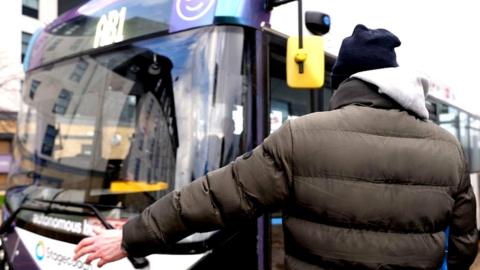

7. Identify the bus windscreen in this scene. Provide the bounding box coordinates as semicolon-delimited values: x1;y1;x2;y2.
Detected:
10;26;250;223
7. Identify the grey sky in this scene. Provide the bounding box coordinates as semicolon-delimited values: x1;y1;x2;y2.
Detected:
271;0;480;115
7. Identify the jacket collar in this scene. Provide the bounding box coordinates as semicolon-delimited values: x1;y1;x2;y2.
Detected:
329;78;404;112
329;67;430;119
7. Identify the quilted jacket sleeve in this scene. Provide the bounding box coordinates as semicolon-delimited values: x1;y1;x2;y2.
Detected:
448;157;479;269
122;121;294;257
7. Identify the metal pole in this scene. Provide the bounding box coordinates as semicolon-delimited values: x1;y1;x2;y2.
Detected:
298;0;304;73
298;0;303;49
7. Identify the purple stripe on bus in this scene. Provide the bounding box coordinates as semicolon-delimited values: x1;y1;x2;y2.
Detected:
3;230;41;270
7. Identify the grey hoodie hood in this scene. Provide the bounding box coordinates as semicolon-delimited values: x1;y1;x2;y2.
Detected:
351;67;430;119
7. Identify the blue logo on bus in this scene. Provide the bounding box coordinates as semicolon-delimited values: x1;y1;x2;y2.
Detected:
35;241;46;261
175;0;216;21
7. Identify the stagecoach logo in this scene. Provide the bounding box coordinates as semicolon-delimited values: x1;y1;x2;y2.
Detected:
33;241;91;270
176;0;216;21
35;241;46;261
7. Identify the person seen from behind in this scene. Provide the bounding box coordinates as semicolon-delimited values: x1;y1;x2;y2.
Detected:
74;24;478;269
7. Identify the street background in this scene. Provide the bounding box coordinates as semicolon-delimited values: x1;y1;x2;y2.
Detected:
272;0;480;116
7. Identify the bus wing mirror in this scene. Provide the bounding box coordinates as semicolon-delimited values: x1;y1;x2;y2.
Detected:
286;35;325;89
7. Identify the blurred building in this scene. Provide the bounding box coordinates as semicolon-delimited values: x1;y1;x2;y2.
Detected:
0;0;88;188
58;0;89;16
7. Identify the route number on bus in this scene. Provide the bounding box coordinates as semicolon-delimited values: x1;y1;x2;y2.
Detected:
93;7;127;48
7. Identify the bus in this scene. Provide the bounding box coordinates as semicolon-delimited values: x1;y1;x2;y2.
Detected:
1;0;479;269
1;0;329;269
426;94;480;225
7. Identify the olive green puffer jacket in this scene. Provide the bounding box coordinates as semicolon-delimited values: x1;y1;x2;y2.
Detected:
123;78;478;269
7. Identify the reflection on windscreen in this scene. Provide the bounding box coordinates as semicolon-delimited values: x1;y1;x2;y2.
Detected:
12;26;249;217
33;0;174;67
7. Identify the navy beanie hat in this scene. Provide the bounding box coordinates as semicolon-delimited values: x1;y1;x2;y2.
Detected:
331;24;401;89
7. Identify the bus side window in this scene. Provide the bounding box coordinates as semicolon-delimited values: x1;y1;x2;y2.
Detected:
269;47;313;133
426;100;438;123
268;44;334;134
470;118;480;172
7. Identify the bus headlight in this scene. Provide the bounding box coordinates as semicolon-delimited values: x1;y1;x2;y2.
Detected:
0;250;4;261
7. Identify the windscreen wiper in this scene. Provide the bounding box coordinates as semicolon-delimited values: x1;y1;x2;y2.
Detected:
0;198;149;269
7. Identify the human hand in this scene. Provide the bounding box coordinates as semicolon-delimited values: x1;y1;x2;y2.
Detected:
73;228;128;268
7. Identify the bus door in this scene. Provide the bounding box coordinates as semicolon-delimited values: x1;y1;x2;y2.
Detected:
263;29;334;270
